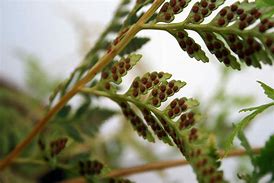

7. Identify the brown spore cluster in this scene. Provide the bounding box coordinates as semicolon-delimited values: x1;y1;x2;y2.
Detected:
259;18;274;33
120;102;151;140
265;37;274;54
150;80;182;107
203;32;232;65
157;0;188;22
142;109;172;144
190;0;218;23
238;7;261;30
101;57;133;90
167;98;188;119
78;160;103;176
177;31;201;55
107;27;129;53
226;34;263;66
49;138;68;157
159;118;186;153
130;72;165;98
179;112;195;130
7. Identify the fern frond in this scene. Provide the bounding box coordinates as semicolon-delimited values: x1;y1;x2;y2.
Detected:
82;54;226;183
144;0;274;70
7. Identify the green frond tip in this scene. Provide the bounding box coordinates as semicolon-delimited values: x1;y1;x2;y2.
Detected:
185;98;200;108
257;81;274;100
130;53;143;63
224;102;274;155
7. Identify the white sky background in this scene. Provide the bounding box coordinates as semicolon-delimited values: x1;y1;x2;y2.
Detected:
1;0;274;182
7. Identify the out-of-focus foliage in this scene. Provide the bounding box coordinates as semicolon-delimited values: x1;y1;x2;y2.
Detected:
0;79;44;159
236;132;274;183
255;135;274;181
21;53;59;99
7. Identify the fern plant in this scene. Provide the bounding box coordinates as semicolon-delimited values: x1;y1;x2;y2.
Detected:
0;0;273;182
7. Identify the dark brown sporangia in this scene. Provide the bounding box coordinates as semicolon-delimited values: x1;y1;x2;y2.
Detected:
155;0;273;70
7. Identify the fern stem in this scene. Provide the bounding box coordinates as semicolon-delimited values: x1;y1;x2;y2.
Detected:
0;0;165;171
142;23;273;40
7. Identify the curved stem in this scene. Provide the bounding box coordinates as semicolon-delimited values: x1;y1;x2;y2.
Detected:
60;147;261;183
0;0;165;171
108;147;261;177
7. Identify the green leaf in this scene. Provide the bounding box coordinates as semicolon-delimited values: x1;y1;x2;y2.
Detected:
255;135;274;180
225;102;274;154
64;125;84;142
119;37;150;56
240;102;274;112
75;100;91;118
57;105;71;118
108;23;123;33
257;81;274;100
